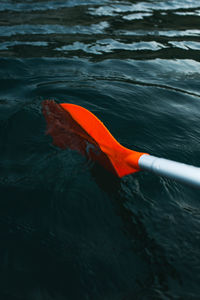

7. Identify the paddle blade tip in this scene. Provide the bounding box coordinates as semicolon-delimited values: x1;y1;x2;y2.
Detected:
42;100;144;178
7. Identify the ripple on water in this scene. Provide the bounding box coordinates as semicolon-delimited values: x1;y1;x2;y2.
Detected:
0;0;110;12
0;22;109;37
0;0;200;60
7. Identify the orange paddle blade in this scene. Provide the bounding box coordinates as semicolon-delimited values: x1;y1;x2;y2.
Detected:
42;100;146;177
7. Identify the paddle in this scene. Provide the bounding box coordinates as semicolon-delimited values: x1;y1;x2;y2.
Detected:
42;100;200;188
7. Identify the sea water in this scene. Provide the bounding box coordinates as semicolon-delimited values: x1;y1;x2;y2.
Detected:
0;1;200;299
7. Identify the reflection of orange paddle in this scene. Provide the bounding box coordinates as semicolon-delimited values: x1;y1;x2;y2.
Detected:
42;100;200;188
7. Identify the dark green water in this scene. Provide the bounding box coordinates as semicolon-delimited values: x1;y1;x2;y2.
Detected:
0;1;200;299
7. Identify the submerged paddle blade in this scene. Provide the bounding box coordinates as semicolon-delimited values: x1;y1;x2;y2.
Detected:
42;100;146;177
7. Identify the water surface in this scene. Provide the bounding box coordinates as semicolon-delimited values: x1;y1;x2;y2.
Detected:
0;0;200;299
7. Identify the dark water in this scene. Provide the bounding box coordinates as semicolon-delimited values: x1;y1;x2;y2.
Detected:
0;0;200;299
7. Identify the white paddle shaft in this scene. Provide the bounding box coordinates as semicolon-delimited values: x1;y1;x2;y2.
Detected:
139;154;200;188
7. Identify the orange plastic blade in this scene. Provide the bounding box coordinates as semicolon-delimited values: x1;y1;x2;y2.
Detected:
42;100;146;177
